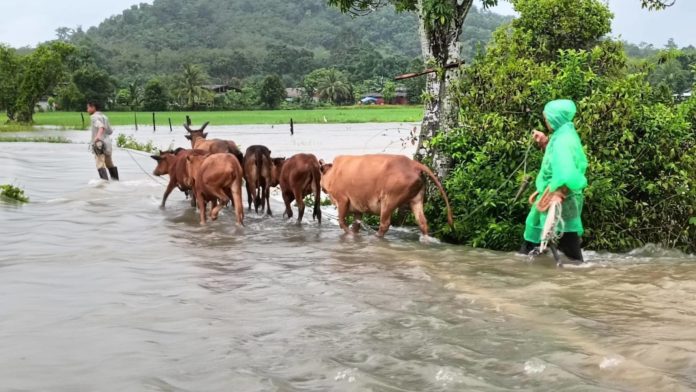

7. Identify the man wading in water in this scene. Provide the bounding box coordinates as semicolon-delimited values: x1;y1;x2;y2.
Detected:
519;99;588;263
87;101;119;181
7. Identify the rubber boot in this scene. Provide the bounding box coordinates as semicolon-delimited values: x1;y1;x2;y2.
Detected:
108;167;119;181
98;168;109;180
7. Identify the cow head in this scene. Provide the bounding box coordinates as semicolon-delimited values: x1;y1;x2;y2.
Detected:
270;157;286;187
185;152;209;181
150;150;177;176
183;122;210;146
319;159;333;175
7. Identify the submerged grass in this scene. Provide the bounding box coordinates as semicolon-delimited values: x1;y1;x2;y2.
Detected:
0;184;29;203
31;106;423;128
0;136;71;143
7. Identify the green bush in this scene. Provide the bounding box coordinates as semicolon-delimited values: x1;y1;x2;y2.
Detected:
1;184;29;203
115;134;156;153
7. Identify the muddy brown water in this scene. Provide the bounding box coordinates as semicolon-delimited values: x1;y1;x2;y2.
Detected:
1;124;695;391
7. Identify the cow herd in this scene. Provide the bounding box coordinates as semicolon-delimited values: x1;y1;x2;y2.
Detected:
150;122;454;237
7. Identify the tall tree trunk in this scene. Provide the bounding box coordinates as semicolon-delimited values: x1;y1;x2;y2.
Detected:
414;0;472;179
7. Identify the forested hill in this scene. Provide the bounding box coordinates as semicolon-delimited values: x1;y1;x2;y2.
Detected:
64;0;511;84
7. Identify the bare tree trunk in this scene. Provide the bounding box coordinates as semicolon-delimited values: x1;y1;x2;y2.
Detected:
414;0;472;179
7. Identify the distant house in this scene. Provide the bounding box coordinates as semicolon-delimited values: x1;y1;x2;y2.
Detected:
360;87;409;105
285;87;305;101
393;86;408;105
202;84;240;94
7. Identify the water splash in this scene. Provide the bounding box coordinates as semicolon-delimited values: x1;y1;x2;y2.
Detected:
334;368;357;383
599;355;624;370
524;358;547;375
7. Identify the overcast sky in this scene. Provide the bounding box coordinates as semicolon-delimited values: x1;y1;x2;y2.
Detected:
0;0;694;49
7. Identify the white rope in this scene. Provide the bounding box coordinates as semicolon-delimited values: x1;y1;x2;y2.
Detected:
119;147;167;186
539;201;564;253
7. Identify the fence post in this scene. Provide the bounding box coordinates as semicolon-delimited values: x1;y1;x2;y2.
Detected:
152;112;156;132
168;118;173;132
134;112;138;131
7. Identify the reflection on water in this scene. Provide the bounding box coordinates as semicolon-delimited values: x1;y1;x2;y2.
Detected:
1;129;696;391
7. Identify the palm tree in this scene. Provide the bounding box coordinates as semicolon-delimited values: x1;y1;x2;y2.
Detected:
127;82;142;111
316;69;353;105
176;64;209;109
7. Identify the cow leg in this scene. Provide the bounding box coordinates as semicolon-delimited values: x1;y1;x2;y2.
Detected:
282;191;294;219
294;189;305;224
410;193;429;236
210;192;228;221
352;212;363;233
196;193;207;224
377;201;396;238
232;178;245;226
336;198;350;234
245;178;253;211
264;183;272;216
161;181;177;208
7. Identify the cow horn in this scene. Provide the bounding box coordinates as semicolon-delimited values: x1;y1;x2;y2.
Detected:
183;123;193;133
200;121;210;131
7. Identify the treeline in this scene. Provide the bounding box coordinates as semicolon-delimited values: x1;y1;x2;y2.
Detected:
37;0;510;112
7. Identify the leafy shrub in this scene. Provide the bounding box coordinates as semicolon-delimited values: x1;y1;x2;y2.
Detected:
1;184;29;203
116;134;156;153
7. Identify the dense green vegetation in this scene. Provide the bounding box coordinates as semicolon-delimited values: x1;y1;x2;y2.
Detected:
424;0;696;253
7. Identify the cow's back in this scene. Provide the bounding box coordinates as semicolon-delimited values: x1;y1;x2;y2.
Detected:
326;154;418;193
281;153;320;190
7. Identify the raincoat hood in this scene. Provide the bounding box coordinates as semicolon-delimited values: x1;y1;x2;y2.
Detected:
543;99;576;131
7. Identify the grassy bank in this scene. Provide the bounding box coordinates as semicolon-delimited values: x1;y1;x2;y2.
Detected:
24;106;423;129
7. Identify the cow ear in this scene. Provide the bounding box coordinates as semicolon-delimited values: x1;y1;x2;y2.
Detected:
151;155;162;161
185;134;192;140
174;147;185;154
202;132;208;138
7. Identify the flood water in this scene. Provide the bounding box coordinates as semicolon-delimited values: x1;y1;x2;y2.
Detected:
1;124;696;391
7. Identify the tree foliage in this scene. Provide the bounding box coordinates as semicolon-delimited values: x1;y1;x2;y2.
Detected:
1;42;76;123
259;75;286;109
142;79;170;111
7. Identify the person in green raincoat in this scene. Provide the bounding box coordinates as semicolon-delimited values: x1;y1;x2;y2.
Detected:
519;99;588;262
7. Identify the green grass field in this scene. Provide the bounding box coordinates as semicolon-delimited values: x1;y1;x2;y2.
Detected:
2;106;423;130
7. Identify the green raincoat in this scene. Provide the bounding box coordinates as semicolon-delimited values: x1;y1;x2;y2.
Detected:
524;99;588;243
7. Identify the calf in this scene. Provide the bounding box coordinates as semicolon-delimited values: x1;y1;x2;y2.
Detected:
276;154;322;225
184;122;244;166
186;153;244;225
320;154;453;237
243;145;274;215
151;148;209;207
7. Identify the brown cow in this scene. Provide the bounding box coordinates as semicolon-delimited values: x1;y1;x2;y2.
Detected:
186;153;245;225
151;148;210;207
243;145;273;215
320;154;453;237
184;122;244;166
275;154;322;225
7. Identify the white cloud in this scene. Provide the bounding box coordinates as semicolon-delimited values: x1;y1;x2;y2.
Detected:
0;0;153;47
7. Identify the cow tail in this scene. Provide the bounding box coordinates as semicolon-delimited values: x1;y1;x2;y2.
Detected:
312;163;322;222
414;162;453;227
255;148;264;205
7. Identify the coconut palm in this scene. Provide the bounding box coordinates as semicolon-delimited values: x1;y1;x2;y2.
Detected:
316;69;353;105
176;64;210;109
